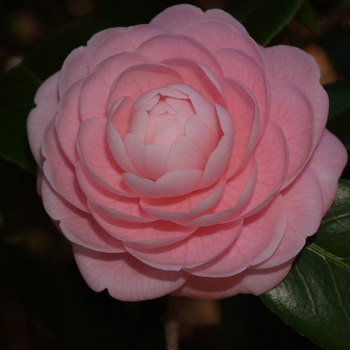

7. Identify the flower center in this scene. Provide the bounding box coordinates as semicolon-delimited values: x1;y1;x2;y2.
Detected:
142;94;196;147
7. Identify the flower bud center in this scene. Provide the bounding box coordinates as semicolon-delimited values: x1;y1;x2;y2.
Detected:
143;95;195;147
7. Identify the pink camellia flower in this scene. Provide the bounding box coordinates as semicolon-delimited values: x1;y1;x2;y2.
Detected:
27;4;347;301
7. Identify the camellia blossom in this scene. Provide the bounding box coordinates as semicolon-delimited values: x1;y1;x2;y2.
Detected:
27;4;347;301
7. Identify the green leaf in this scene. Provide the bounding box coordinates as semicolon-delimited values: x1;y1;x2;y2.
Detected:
227;0;304;46
294;0;320;34
261;180;350;350
325;80;350;150
0;19;110;173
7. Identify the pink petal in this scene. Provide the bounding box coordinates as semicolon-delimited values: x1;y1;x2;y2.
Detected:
27;71;60;167
215;48;268;137
76;161;155;223
87;27;122;56
256;166;323;269
183;116;218;159
73;244;188;301
109;96;134;138
41;176;125;253
204;8;248;34
150;4;205;33
55;79;83;164
233;122;288;219
123;133;169;179
107;127;141;176
122;169;203;198
77;117;137;197
125;220;243;271
262;45;328;144
163;58;225;105
107;63;183;109
140;175;226;221
165;135;208;172
308;129;348;215
79;52;147;120
173;259;292;299
88;203;196;248
183;89;221;137
42;119;88;212
187;194;287;277
182;157;257;226
89;24;168;69
220;79;259;177
136;34;223;78
181;20;264;68
59;46;90;97
269;79;317;188
198;105;234;189
150;4;247;35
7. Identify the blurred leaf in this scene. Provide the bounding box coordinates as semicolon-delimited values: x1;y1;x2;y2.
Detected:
0;19;110;173
294;0;320;34
325;80;350;149
319;29;350;80
261;180;350;350
227;0;304;46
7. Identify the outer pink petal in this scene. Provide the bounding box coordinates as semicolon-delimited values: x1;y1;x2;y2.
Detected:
89;24;168;69
220;78;259;177
59;46;90;97
308;129;348;215
269;79;317;188
41;176;125;253
86;27;123;56
204;8;248;34
88;203;196;248
73;244;188;301
136;34;223;78
232;122;288;219
262;45;328;143
79;52;147;120
77;117;137;197
76;160;155;223
27;71;60;167
187;194;287;277
125;220;243;271
181;20;264;68
55;79;83;164
150;5;247;34
256;166;323;269
163;58;225;106
150;4;205;33
42;119;88;212
215;48;268;138
140;175;226;221
107;63;184;109
173;260;292;299
182;157;257;226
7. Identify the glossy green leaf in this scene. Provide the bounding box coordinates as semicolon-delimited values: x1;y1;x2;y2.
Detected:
0;19;110;173
294;0;320;34
325;80;350;150
261;180;350;350
227;0;304;46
